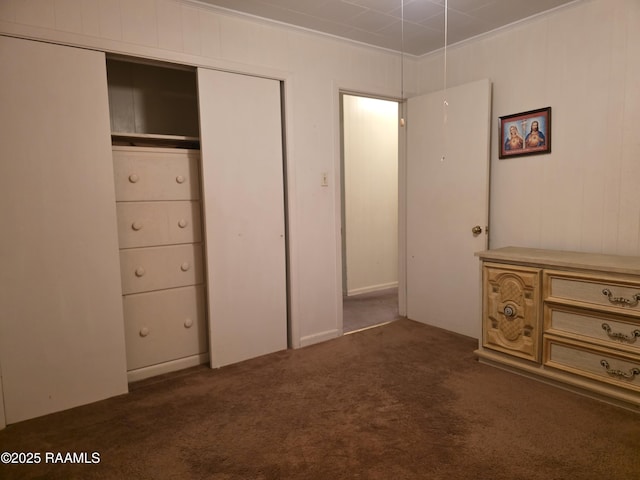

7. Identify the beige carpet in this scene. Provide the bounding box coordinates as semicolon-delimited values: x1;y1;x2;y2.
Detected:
0;319;638;479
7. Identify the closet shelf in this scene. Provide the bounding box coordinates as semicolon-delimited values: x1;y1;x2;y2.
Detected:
111;132;200;149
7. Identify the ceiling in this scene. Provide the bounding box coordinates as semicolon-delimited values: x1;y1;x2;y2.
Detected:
196;0;578;56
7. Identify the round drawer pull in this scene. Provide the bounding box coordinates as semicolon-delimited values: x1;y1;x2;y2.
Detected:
181;262;190;272
129;173;139;183
135;266;146;277
139;327;149;337
176;175;186;184
178;219;188;228
132;221;143;231
184;318;193;328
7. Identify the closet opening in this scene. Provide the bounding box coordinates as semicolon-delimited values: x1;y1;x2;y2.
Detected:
106;57;209;382
340;93;401;334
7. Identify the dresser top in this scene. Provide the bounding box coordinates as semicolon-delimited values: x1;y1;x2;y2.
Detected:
476;247;640;276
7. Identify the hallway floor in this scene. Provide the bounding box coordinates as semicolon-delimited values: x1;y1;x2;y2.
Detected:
343;287;401;333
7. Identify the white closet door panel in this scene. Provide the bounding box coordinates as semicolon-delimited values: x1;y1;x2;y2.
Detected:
198;68;287;368
0;36;127;423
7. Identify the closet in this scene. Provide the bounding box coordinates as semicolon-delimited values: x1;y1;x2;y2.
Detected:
106;59;209;381
0;36;288;426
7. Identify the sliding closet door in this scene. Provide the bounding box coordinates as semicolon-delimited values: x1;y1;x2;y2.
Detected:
198;69;287;368
0;36;128;423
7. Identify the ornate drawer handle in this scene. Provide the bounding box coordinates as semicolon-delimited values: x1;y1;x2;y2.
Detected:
503;304;517;318
600;360;640;380
601;288;640;307
601;323;640;344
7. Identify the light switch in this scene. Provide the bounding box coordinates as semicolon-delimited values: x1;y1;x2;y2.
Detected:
321;172;329;187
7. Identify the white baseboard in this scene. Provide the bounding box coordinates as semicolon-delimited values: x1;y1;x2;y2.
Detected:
346;281;398;297
127;353;209;383
299;329;341;348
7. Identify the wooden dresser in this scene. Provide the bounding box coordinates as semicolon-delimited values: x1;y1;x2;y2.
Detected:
476;247;640;412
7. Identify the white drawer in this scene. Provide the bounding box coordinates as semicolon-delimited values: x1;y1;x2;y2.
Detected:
116;201;202;249
120;244;203;294
544;270;640;316
544;305;640;354
113;149;200;201
544;337;640;392
123;285;208;370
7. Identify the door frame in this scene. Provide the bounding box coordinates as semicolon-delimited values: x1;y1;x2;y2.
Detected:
333;82;407;334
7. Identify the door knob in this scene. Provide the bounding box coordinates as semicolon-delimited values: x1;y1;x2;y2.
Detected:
472;225;483;235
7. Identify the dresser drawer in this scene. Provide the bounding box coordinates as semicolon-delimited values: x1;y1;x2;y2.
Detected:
116;201;202;249
120;244;203;294
123;285;208;370
544;270;640;316
544;305;640;354
544;337;640;392
113;149;200;201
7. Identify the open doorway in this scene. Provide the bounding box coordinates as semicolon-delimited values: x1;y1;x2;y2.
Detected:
340;93;401;334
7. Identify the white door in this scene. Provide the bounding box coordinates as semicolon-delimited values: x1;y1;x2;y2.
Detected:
0;36;128;424
198;69;287;368
406;78;491;339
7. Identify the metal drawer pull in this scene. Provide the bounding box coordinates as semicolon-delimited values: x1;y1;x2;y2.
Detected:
599;360;640;380
601;288;640;307
601;323;640;343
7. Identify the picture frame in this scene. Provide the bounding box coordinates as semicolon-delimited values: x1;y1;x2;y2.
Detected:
499;107;551;159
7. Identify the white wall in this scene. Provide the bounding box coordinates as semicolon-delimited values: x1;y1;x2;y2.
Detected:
342;95;398;296
0;0;417;348
417;0;640;256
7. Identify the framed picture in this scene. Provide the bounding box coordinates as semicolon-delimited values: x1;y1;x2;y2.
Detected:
499;107;551;159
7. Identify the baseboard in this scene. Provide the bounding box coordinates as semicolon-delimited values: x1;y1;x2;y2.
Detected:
346;282;398;297
299;329;341;348
127;353;209;383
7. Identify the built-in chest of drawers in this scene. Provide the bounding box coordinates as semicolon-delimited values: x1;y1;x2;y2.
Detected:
476;247;640;412
113;146;208;381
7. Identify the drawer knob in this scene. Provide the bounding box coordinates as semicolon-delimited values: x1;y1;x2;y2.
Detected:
178;219;188;228
181;262;190;272
184;318;193;328
602;288;640;308
135;267;146;277
176;175;186;184
131;221;143;231
601;323;640;344
599;360;640;380
139;327;149;337
129;173;139;183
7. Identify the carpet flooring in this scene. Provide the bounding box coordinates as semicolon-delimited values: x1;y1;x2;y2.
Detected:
0;319;638;480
